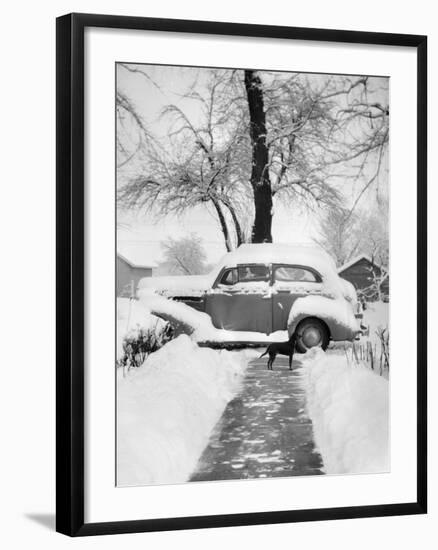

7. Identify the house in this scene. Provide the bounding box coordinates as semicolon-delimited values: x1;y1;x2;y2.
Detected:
338;255;389;302
117;252;156;297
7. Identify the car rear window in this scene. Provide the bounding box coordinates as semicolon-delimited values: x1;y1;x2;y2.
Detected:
274;266;319;282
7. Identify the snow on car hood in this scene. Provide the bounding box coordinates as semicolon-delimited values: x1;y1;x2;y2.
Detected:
137;273;215;297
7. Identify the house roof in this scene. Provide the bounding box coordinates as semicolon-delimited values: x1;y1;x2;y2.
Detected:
117;251;157;269
337;254;386;274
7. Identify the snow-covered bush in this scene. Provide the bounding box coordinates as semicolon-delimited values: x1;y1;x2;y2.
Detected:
119;321;173;369
356;301;389;374
329;300;389;375
117;297;173;369
375;326;390;371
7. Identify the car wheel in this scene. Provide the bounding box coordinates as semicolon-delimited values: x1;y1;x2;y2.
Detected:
295;317;329;353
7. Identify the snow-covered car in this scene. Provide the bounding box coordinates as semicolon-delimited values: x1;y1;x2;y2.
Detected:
138;244;361;351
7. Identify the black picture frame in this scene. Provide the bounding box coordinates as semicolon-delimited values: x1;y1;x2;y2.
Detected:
56;12;427;537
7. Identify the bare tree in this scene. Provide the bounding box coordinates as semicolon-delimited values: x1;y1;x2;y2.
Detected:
244;70;273;242
116;64;162;168
158;234;208;276
316;198;389;268
118;71;250;251
314;206;362;266
116;90;154;169
363;263;389;302
244;72;389;240
117;67;389;247
360;203;389;268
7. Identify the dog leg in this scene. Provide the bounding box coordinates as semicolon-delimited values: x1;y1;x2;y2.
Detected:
289;336;296;370
268;354;275;370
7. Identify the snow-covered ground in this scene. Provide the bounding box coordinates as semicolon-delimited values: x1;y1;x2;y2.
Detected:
117;335;249;486
302;347;389;474
116;295;390;484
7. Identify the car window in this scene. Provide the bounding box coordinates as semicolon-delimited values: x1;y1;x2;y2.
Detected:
274;266;318;283
238;265;270;283
219;268;238;286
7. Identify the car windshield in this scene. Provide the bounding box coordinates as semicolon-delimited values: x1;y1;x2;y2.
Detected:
219;268;238;286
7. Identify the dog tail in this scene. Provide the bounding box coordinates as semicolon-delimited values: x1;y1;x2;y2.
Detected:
259;350;268;359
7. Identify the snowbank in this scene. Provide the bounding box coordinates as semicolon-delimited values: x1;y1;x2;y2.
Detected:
288;295;360;339
138;289;288;343
117;298;166;360
117;335;247;486
302;348;389;474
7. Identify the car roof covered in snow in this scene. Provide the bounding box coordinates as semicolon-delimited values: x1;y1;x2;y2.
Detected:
219;243;337;274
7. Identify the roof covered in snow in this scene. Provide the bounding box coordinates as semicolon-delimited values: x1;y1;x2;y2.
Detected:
117;251;157;269
220;243;337;273
337;254;384;274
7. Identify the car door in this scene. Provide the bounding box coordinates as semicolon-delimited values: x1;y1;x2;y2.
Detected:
205;264;273;334
272;264;323;332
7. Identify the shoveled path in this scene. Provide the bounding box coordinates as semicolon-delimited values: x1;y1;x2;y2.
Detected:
190;355;324;481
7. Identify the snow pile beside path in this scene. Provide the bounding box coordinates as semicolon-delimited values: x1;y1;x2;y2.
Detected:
138;289;288;343
302;348;389;474
288;295;360;336
117;335;247;486
117;298;166;360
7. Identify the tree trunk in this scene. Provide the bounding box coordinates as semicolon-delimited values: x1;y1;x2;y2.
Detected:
211;198;233;252
221;199;244;247
244;70;273;243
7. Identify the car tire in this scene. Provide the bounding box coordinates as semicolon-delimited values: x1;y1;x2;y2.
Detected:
295;317;329;353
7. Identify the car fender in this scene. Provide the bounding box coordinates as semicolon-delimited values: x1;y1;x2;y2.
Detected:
287;295;360;341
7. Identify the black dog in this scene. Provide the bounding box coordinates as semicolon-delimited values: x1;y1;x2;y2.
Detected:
259;333;297;371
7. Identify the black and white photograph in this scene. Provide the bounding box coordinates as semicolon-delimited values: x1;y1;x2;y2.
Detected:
116;63;390;487
0;0;431;544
